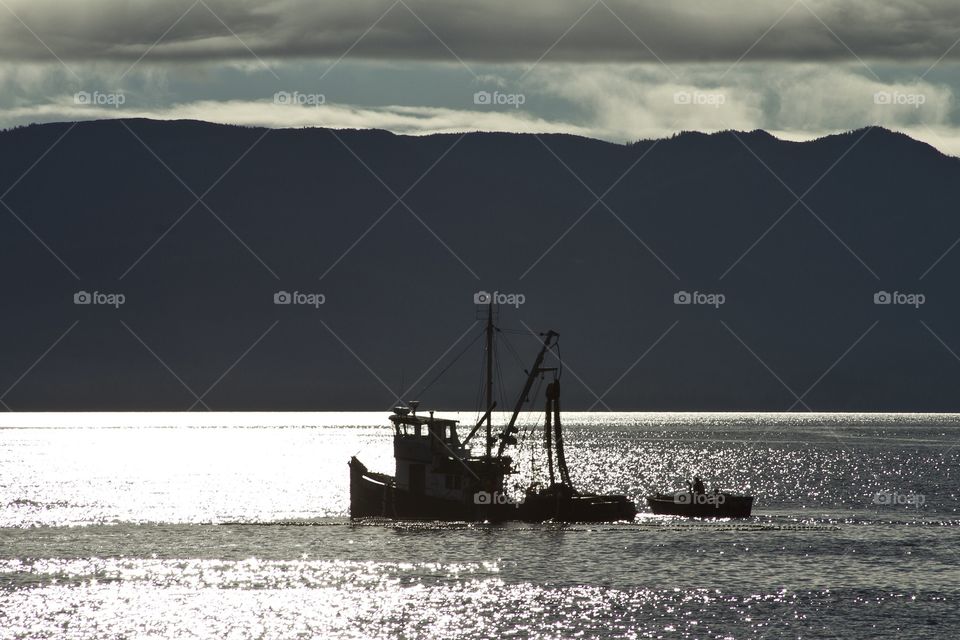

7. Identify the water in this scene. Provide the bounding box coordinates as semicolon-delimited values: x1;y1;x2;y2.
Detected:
1;412;959;638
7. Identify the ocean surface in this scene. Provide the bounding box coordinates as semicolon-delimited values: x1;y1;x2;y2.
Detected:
1;411;959;639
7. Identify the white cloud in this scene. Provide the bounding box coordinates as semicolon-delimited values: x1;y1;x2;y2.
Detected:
529;65;766;141
2;60;959;156
770;67;953;130
0;97;595;139
528;63;957;147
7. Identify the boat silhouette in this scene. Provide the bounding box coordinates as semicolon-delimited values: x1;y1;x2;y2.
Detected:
646;489;754;518
349;303;637;522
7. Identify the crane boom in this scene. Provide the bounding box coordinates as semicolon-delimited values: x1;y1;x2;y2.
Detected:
495;330;558;459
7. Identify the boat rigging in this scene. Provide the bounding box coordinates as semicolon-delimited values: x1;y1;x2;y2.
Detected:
348;302;637;522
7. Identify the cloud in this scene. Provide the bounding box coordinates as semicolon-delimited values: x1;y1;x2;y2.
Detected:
529;63;956;143
530;66;765;141
0;96;596;139
1;55;958;156
2;0;960;65
4;58;958;157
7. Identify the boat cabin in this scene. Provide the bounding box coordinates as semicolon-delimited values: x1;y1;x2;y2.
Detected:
389;405;477;501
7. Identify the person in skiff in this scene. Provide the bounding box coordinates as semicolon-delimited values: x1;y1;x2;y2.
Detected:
692;477;705;495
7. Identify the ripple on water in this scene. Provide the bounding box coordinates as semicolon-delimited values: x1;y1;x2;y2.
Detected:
0;559;954;639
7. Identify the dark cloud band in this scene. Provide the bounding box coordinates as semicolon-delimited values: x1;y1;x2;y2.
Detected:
1;0;959;65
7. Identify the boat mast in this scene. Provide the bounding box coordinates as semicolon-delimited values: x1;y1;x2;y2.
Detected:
484;301;494;461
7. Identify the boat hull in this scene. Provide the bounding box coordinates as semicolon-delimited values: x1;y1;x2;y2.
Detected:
349;457;477;520
519;491;637;523
646;493;754;518
350;457;636;523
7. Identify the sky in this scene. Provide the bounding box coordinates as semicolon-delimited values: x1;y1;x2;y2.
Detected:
1;0;960;153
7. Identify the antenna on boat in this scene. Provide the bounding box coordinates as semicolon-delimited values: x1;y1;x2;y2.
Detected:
484;300;494;462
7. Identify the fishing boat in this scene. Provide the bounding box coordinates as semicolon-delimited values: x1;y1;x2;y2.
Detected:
646;489;754;518
349;304;637;523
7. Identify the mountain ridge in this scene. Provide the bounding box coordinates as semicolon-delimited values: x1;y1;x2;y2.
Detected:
3;118;950;158
1;118;958;411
